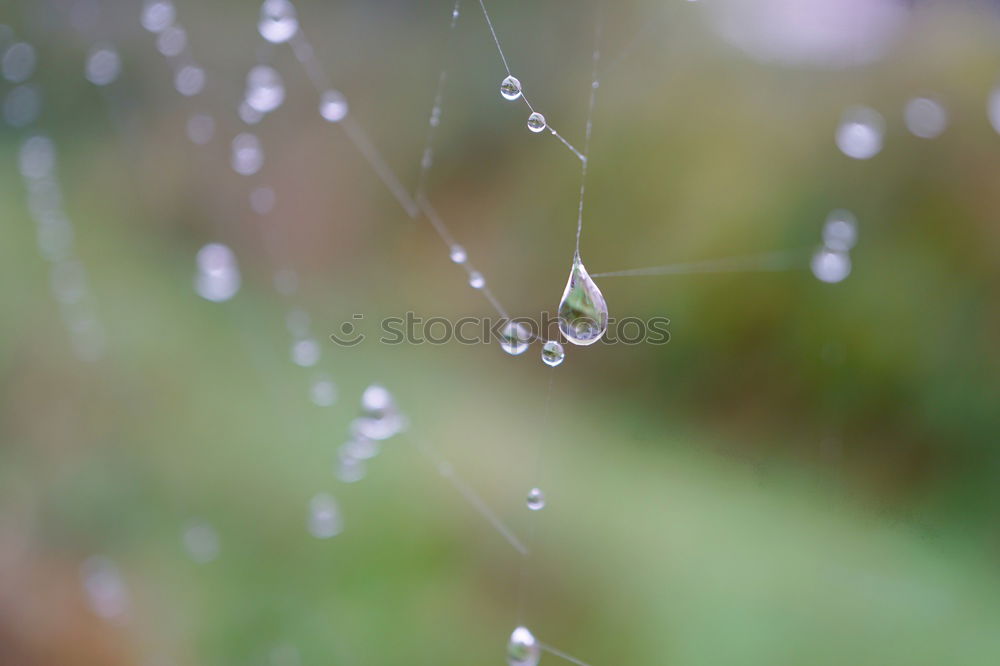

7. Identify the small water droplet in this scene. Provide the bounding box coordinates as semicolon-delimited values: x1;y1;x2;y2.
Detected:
342;434;380;460
500;75;522;101
291;338;320;367
526;111;546;133
258;0;298;44
499;321;531;356
507;626;540;666
307;493;342;538
245;65;285;113
904;96;947;139
81;556;129;621
319;89;348;122
336;449;366;483
541;340;565;367
156;24;186;57
231;133;263;175
811;248;851;283
1;42;35;83
526;487;545;511
557;255;608;346
310;375;337;406
141;0;175;33
449;244;467;264
174;64;205;96
822;210;857;252
835;106;883;159
195;243;240;302
468;271;485;289
85;44;121;86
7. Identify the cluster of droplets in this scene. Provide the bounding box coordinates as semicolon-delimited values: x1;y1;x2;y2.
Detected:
195;243;242;302
498;73;547;134
2;37;40;128
811;210;858;284
241;65;285;122
335;384;407;483
142;1;206;97
17;134;107;362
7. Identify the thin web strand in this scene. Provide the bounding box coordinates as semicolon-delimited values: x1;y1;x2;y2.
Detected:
414;0;462;201
540;642;594;666
286;23;518;322
477;0;512;75
576;18;602;257
477;0;584;160
591;249;810;278
406;435;528;556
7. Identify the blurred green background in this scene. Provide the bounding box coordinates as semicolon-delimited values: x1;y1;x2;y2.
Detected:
2;0;1000;664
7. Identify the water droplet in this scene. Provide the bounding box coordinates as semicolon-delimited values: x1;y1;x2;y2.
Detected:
357;385;405;440
541;340;565;367
835;106;883;159
259;0;299;44
558;255;608;346
468;271;485;289
811;248;851;284
245;65;285;113
342;434;380;460
362;384;395;416
310;375;337;406
2;42;36;83
500;75;522;101
449;244;467;264
81;556;129;621
506;626;540;666
336;450;366;483
526;487;546;511
526;111;546;133
141;0;175;33
904;96;946;139
19;135;55;179
822;210;857;252
307;493;342;538
231;133;263;175
319;89;348;122
182;520;220;563
988;87;1000;136
156;24;186;57
195;243;240;302
85;44;121;86
291;338;321;367
4;85;39;127
499;321;531;356
174;65;205;96
186;113;214;144
238;100;264;125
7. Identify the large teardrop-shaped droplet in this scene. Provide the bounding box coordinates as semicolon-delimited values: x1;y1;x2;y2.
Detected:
557;255;608;346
